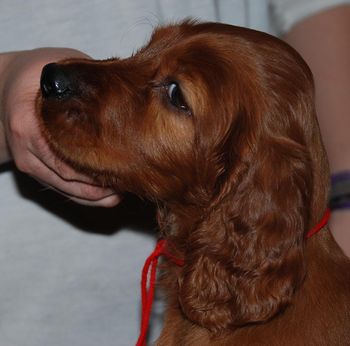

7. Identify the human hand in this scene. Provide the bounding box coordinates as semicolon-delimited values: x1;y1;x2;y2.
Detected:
0;48;121;207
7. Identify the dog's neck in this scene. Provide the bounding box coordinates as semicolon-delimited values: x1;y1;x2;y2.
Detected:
157;202;204;248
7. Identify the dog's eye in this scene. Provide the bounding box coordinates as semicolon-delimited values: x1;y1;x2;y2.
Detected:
165;83;190;113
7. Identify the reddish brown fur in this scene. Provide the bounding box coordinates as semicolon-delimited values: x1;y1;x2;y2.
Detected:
38;21;350;345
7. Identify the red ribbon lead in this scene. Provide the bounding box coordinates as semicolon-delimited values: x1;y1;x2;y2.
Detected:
136;208;330;345
136;240;184;346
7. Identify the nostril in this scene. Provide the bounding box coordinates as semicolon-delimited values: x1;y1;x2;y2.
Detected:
40;63;73;99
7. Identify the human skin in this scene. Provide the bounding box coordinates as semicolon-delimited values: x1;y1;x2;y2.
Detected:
0;48;120;207
284;5;350;257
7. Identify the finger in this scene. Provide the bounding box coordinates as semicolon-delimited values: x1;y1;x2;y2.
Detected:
25;155;118;201
39;182;122;207
11;121;118;202
29;138;100;185
64;193;122;207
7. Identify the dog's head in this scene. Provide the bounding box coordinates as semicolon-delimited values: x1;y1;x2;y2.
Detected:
38;21;329;331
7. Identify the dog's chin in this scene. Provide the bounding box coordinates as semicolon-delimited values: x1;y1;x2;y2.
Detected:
59;152;127;193
39;122;136;196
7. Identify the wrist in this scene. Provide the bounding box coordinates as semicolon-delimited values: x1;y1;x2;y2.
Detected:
0;120;11;164
0;51;17;164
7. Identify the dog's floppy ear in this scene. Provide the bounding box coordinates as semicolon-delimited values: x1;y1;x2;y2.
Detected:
178;131;312;332
177;38;316;332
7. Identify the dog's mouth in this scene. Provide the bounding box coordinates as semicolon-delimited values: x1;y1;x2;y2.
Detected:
38;63;110;182
38;62;141;193
39;62;95;125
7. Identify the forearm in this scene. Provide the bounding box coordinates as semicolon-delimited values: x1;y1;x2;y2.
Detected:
283;5;350;173
0;51;16;164
284;5;350;257
0;119;11;164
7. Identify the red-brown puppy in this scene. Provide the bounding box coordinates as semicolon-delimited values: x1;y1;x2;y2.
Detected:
38;21;350;345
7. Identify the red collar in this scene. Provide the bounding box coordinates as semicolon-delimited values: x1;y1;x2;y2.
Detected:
136;208;330;346
306;208;331;238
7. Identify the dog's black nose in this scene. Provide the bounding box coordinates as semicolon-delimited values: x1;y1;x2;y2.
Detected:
40;63;73;99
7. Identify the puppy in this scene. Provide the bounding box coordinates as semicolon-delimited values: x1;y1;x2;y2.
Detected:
38;21;350;345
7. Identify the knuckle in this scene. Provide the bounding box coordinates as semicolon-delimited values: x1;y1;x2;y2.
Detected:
14;158;30;173
53;160;80;182
61;172;75;181
7;115;23;139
